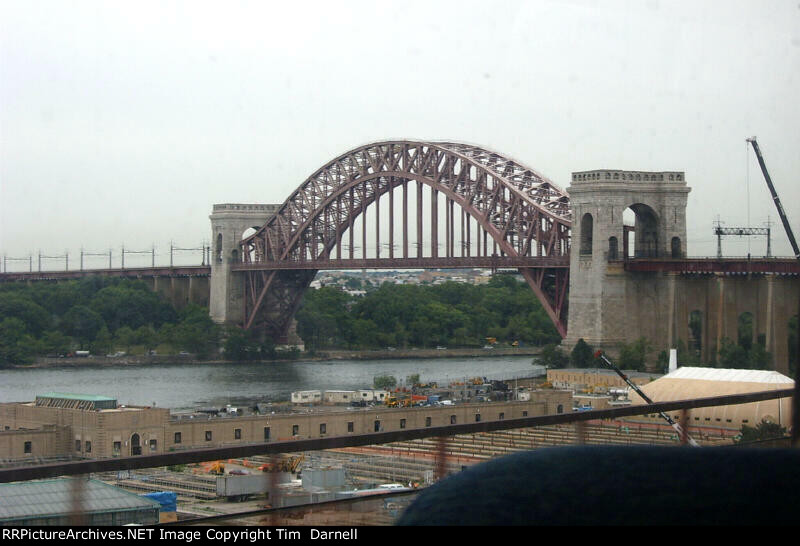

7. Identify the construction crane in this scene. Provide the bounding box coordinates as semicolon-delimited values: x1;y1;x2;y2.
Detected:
594;350;699;447
746;137;800;259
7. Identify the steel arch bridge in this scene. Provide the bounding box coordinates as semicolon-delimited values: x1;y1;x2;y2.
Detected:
235;140;572;343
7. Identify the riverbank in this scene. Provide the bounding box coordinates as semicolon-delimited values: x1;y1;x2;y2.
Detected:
8;346;542;369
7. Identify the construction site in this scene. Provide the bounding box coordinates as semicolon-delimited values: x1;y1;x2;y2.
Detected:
77;415;740;524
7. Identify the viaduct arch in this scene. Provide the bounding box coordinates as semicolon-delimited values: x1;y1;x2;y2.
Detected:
232;140;572;344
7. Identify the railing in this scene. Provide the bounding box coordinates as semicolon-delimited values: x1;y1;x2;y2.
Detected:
1;387;795;527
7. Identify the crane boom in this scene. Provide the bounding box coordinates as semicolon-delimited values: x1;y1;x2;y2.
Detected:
594;350;699;447
746;137;800;259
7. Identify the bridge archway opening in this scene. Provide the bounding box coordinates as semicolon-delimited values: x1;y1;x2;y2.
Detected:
242;227;259;262
623;204;659;258
689;310;703;358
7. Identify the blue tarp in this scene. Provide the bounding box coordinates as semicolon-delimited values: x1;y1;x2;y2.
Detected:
141;491;177;512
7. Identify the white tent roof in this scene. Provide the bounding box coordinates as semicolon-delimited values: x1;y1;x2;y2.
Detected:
665;367;794;385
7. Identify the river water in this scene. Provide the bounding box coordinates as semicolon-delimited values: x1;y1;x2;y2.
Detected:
0;356;544;412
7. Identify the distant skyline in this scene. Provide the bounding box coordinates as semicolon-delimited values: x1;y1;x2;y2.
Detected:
2;0;799;270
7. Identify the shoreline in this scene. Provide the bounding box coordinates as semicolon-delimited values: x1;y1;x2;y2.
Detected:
6;346;543;369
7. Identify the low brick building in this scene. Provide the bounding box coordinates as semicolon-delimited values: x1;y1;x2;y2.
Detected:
0;390;572;461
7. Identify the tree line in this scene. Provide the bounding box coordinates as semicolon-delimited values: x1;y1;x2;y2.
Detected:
0;277;220;365
295;275;562;350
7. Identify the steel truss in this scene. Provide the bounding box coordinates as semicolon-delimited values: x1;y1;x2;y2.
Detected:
240;141;573;342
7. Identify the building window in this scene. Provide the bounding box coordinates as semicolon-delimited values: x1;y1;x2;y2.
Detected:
522;411;528;417
580;213;593;255
205;431;212;441
174;432;182;444
292;425;299;436
347;422;354;433
499;413;505;420
557;404;564;414
235;428;242;440
113;441;121;453
75;440;81;452
320;423;327;435
475;414;481;422
85;441;92;453
425;417;432;427
149;439;156;451
608;236;619;260
264;427;271;441
374;420;381;432
400;419;406;429
24;441;31;454
450;415;457;425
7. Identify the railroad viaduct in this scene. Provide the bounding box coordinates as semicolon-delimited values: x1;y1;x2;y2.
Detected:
2;141;798;372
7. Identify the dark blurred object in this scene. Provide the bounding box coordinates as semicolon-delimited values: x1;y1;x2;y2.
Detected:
397;446;800;525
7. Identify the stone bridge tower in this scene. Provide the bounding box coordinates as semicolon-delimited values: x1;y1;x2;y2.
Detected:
563;170;691;352
209;204;280;325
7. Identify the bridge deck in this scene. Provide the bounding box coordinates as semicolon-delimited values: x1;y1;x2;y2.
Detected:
0;266;211;281
4;258;797;280
232;256;570;271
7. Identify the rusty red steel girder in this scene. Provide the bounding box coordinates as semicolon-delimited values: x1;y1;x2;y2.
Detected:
239;141;573;342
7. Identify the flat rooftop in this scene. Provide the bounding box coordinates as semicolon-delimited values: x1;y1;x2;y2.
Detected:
35;393;118;410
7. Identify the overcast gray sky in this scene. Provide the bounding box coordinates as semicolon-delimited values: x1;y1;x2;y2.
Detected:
2;0;799;269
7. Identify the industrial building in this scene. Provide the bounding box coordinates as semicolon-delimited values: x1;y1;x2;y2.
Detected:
0;478;161;526
0;390;570;462
625;367;794;429
546;368;659;393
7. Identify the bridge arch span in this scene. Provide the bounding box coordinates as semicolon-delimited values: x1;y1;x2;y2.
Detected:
238;140;573;343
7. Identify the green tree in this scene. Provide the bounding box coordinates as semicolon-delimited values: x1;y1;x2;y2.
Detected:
60;305;106;347
570;338;594;368
406;374;420;386
373;375;397;390
115;326;136;352
0;317;36;365
617;337;651;371
91;326;114;355
40;330;73;356
735;419;787;444
717;337;749;368
538;344;569;369
0;293;51;336
173;305;220;358
135;325;159;353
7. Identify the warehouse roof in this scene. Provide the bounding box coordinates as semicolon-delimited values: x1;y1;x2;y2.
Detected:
35;393;117;410
628;367;794;428
37;392;117;401
663;367;793;384
0;479;160;522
